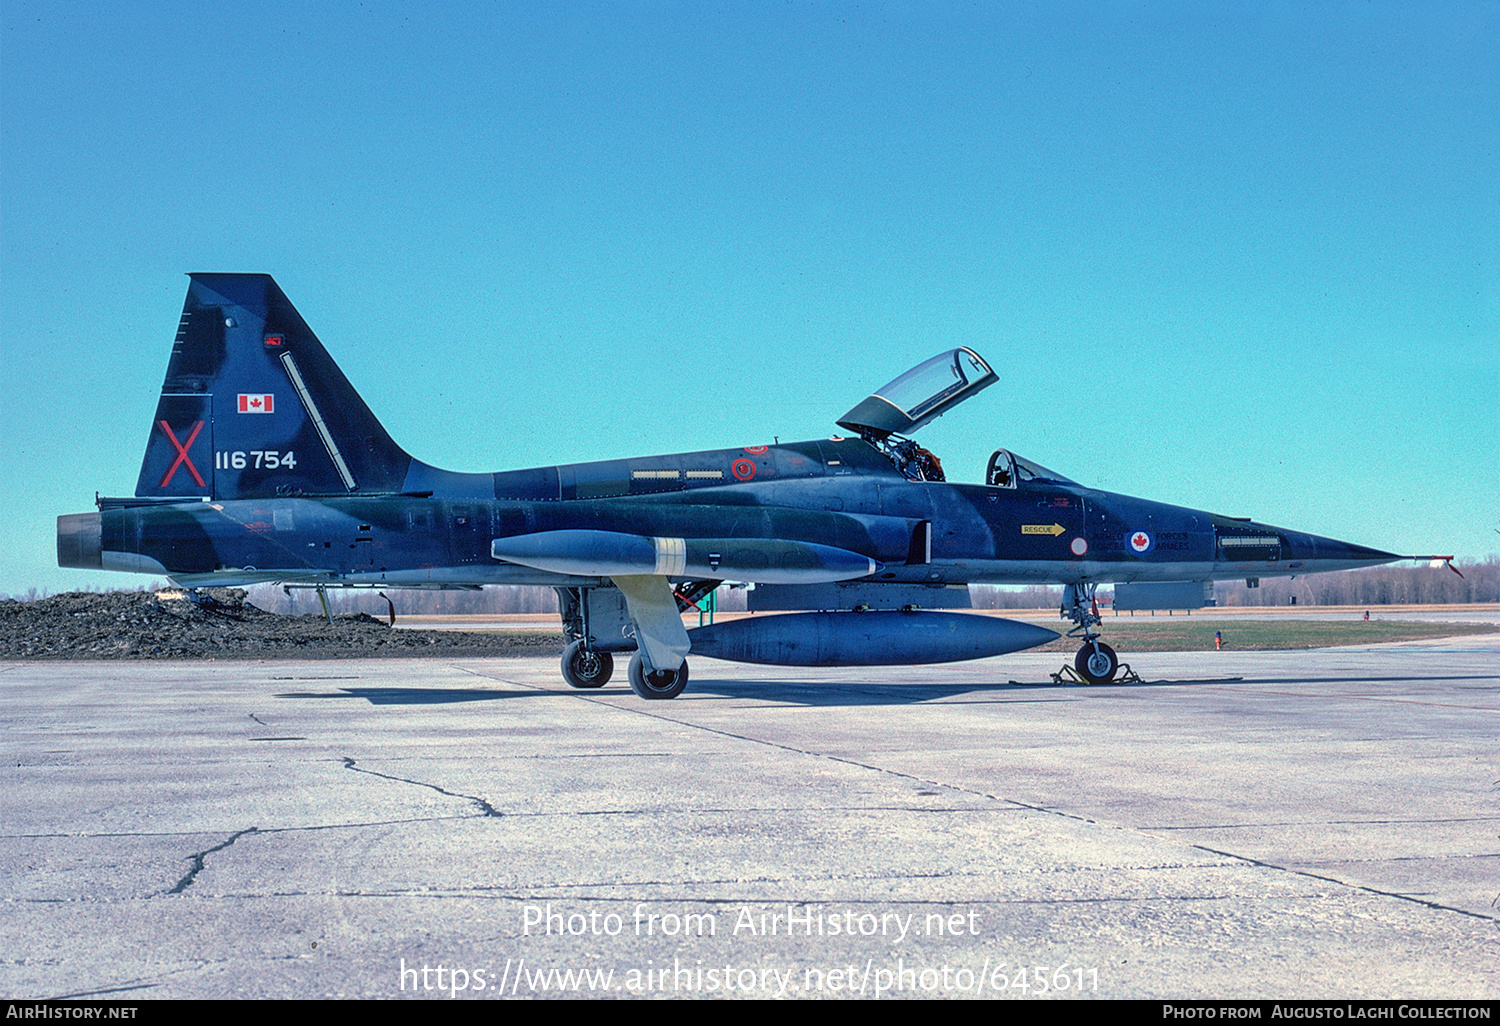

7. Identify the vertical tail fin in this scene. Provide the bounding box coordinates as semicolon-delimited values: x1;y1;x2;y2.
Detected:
135;274;412;499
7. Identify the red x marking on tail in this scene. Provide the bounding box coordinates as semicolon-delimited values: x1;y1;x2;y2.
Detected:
158;420;206;488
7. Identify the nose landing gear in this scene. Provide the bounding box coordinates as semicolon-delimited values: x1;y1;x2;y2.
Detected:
1062;583;1120;685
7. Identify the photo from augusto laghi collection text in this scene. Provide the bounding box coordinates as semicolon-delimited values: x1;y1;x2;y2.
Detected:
1163;1008;1493;1020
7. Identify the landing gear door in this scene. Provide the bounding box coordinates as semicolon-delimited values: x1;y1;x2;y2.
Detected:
837;348;998;439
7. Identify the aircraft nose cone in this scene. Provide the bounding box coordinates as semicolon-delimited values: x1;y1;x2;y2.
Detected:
1280;530;1402;572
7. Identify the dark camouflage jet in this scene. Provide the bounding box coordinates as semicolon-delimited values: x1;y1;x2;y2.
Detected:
58;274;1408;697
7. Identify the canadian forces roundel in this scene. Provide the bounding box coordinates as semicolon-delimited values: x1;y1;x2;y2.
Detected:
1128;530;1153;555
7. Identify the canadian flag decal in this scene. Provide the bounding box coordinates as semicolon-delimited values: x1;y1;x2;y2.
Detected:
238;394;274;414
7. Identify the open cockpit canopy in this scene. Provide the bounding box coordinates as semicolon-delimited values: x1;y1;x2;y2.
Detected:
837;348;997;440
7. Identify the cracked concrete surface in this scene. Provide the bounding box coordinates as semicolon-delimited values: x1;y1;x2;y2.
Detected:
167;828;262;895
1;640;1497;999
342;755;504;818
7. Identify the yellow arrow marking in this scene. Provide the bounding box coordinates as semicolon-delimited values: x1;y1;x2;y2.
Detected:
1021;523;1067;536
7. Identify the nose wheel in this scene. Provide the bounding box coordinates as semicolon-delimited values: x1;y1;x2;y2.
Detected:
628;654;689;700
1074;640;1119;685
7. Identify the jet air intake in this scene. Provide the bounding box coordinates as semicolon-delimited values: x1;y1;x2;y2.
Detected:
490;529;881;584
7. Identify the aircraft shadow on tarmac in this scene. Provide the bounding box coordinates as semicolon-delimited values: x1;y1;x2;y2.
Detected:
686;671;1496;706
274;687;524;705
649;676;1230;706
269;675;1241;708
272;670;1495;708
274;682;1075;707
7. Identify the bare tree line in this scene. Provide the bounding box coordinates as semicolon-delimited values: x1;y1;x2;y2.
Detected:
969;585;1065;608
244;582;756;617
1212;557;1499;607
246;584;565;617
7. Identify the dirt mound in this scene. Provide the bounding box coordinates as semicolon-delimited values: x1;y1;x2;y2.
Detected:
0;589;562;660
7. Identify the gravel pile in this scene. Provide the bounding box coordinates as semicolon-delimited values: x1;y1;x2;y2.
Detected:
0;589;562;660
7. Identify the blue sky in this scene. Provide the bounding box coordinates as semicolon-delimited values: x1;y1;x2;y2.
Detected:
2;1;1495;596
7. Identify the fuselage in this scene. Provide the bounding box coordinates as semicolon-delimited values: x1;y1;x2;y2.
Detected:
58;435;1399;589
57;275;1411;695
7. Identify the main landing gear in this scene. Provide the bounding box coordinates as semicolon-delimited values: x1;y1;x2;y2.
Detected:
554;584;693;699
627;654;689;700
561;641;688;699
561;640;614;689
1062;582;1120;684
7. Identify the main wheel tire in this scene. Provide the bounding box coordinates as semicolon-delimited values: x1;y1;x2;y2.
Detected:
561;641;613;688
627;653;689;700
1075;641;1119;685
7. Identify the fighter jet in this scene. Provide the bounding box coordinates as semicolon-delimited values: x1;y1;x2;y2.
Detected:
58;274;1408;698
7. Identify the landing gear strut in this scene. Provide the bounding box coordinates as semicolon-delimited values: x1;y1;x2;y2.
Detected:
1062;582;1119;684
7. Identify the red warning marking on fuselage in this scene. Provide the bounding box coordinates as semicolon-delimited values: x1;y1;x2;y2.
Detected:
158;420;206;488
731;458;756;481
744;445;769;454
